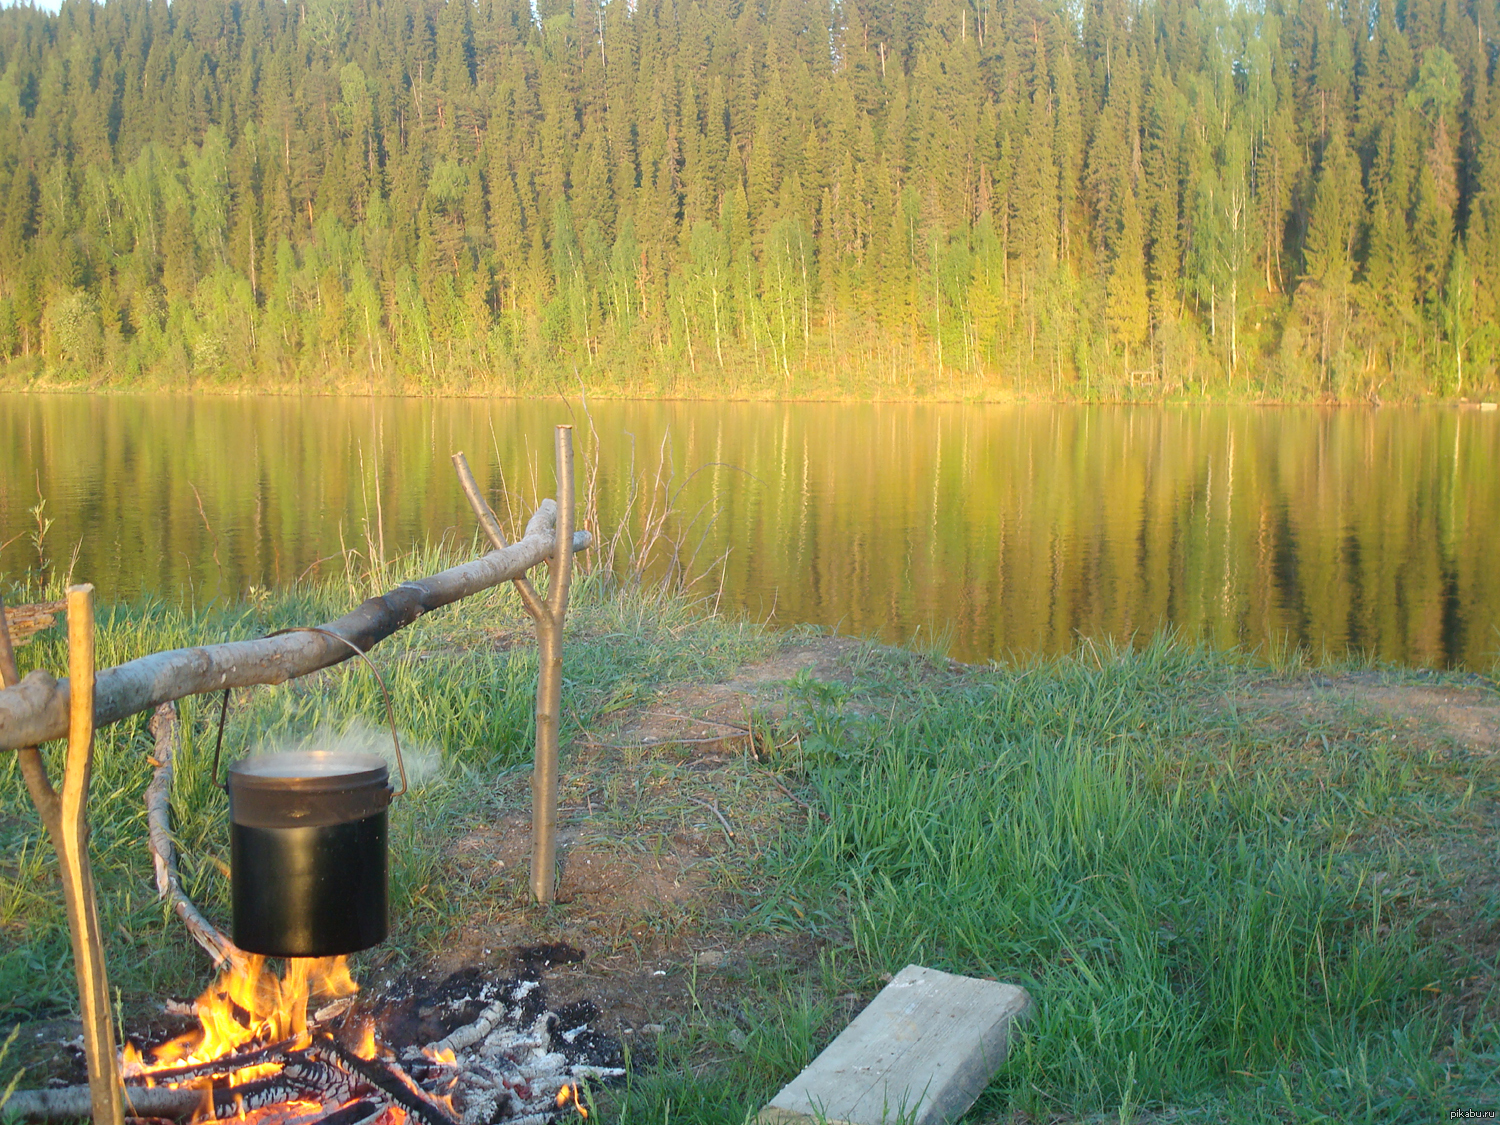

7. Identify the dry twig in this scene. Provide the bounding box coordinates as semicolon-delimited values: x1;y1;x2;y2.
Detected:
687;796;736;845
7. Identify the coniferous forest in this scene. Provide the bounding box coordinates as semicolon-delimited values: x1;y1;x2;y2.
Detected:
0;0;1497;398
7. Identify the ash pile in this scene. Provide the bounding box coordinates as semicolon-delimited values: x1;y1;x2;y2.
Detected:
385;970;626;1124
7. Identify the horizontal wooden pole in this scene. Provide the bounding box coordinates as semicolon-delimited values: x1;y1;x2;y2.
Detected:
0;503;591;752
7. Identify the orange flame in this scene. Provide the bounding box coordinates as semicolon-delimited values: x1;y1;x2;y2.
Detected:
124;955;359;1084
353;1019;379;1061
556;1083;588;1118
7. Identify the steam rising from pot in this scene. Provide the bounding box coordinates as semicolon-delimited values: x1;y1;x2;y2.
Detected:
247;721;441;787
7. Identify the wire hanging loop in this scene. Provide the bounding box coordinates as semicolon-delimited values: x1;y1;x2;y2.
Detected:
210;627;409;797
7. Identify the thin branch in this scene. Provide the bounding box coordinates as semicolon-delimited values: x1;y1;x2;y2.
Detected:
578;732;748;750
771;777;831;823
450;451;547;622
643;711;751;732
687;795;735;845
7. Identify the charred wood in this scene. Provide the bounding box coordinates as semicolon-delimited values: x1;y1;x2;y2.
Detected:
314;1037;459;1125
306;1098;386;1125
123;1035;304;1085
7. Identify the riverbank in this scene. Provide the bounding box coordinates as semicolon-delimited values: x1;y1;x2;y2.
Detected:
2;574;1497;1122
6;357;1497;407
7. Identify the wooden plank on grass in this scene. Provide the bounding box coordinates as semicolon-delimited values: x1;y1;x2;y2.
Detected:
757;965;1031;1125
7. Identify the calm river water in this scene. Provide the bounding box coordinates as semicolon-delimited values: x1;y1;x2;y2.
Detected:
1;395;1496;668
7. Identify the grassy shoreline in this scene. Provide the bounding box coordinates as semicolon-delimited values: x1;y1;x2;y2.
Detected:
2;569;1497;1122
5;361;1497;407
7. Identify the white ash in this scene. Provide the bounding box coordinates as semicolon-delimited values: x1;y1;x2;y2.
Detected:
403;978;624;1124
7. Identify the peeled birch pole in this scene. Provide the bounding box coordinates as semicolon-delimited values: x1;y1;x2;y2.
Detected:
2;1084;207;1122
0;506;591;751
57;585;125;1125
530;427;576;904
452;425;575;904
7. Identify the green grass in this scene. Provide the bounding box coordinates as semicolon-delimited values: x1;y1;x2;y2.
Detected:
743;638;1500;1123
3;570;1497;1123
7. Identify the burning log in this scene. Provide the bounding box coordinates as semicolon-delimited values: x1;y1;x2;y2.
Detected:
217;1044;371;1114
304;1098;385;1125
125;1035;306;1086
313;1038;459;1125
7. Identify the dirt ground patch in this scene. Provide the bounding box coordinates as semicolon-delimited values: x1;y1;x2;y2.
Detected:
379;637;872;1042
1228;668;1500;753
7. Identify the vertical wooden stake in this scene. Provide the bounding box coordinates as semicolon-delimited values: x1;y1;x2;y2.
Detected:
450;428;577;905
52;588;128;1125
1;589;124;1125
529;425;575;905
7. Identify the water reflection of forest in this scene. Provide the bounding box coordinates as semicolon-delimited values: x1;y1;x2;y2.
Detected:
1;396;1495;667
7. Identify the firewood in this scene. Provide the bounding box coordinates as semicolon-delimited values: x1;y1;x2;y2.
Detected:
313;1037;460;1125
426;997;507;1055
305;1098;385;1125
0;1085;206;1122
123;1035;303;1085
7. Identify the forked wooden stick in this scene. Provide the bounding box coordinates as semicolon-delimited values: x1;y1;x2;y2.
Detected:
0;588;124;1125
452;425;576;904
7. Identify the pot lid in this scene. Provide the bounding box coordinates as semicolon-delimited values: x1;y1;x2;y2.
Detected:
229;750;389;788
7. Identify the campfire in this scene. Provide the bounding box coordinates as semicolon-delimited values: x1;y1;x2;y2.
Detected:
117;955;625;1125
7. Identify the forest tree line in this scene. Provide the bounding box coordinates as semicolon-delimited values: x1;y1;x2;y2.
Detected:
0;0;1497;397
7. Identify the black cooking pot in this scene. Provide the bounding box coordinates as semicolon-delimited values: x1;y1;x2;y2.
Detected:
228;750;393;957
213;627;408;958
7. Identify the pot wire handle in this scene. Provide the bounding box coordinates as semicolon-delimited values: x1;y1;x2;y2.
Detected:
270;627;409;798
211;686;232;789
213;628;410;797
